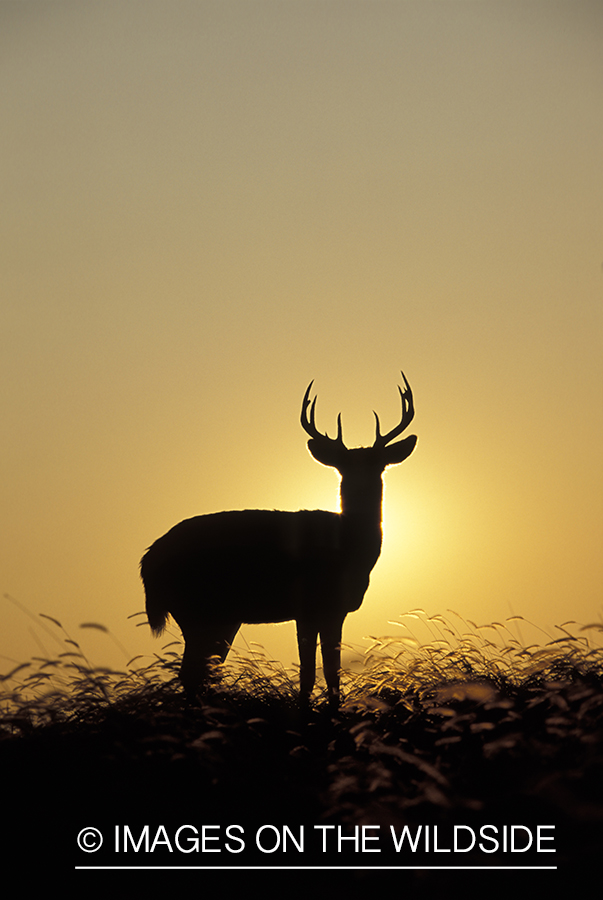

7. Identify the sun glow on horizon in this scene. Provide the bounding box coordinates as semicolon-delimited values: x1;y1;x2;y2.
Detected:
1;1;601;675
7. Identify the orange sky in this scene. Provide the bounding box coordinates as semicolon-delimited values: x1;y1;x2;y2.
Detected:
1;1;601;679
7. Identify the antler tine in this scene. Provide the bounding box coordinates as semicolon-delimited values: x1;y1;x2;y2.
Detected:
372;370;415;448
301;381;345;446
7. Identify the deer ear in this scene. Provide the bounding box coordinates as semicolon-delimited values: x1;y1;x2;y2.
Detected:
307;439;345;470
383;434;417;466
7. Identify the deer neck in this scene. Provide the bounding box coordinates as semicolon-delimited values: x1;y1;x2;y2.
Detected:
339;476;384;565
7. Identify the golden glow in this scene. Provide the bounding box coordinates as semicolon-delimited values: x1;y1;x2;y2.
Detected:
1;2;601;675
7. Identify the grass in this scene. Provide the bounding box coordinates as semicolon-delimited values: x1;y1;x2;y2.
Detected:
1;609;602;881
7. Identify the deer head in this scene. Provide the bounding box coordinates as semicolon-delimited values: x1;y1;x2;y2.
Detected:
300;372;418;513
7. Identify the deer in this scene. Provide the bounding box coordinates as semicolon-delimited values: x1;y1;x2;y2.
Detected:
140;372;417;707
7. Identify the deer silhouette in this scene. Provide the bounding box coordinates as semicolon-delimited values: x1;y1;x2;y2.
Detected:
140;372;417;707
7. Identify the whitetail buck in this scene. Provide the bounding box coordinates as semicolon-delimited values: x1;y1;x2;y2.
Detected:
141;373;417;707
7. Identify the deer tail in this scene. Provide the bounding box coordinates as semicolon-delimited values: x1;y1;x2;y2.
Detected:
140;552;169;636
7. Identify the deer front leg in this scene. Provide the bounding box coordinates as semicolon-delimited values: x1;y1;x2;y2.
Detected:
320;618;343;709
296;618;319;705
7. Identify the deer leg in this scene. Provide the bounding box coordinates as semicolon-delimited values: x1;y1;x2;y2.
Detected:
296;618;319;705
179;633;209;699
179;619;241;699
320;619;344;709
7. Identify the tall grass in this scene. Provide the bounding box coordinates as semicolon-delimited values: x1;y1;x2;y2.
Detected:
1;608;601;734
3;605;602;880
345;609;603;702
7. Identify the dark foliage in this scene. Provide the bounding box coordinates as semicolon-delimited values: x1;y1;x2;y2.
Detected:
1;614;602;887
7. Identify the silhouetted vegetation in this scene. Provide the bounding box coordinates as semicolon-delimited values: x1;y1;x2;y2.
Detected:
1;611;602;884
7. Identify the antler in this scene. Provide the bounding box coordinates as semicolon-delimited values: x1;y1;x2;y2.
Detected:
301;381;346;448
372;371;415;448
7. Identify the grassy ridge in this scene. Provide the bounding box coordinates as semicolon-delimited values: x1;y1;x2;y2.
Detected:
1;611;602;881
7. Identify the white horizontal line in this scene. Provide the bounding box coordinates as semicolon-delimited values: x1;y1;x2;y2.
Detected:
76;865;558;871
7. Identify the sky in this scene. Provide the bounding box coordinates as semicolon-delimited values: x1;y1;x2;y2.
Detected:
1;0;601;682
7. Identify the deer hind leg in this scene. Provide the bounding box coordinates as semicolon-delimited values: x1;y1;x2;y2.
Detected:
320;618;344;709
296;618;319;705
179;619;241;700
